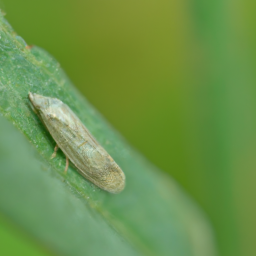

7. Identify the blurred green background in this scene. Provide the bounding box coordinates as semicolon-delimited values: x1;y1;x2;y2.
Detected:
0;1;255;256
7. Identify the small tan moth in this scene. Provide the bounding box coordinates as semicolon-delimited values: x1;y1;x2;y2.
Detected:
28;92;125;194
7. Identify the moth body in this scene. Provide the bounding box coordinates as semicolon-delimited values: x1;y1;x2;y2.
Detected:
28;92;125;194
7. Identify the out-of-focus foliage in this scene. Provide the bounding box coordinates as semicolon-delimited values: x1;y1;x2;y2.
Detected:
0;11;216;256
0;214;50;256
1;0;256;256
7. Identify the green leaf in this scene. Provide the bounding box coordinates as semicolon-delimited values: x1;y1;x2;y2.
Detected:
0;12;217;256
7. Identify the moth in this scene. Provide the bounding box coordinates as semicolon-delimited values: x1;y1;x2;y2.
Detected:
28;92;125;194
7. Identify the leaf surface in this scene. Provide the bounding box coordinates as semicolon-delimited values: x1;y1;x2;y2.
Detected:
0;13;216;256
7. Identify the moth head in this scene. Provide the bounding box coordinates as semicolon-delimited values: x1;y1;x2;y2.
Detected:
28;92;51;111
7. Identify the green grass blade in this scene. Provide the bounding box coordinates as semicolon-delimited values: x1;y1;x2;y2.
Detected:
0;12;217;256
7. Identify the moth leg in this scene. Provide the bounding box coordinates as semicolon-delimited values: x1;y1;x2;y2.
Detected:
64;157;69;174
50;144;59;159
